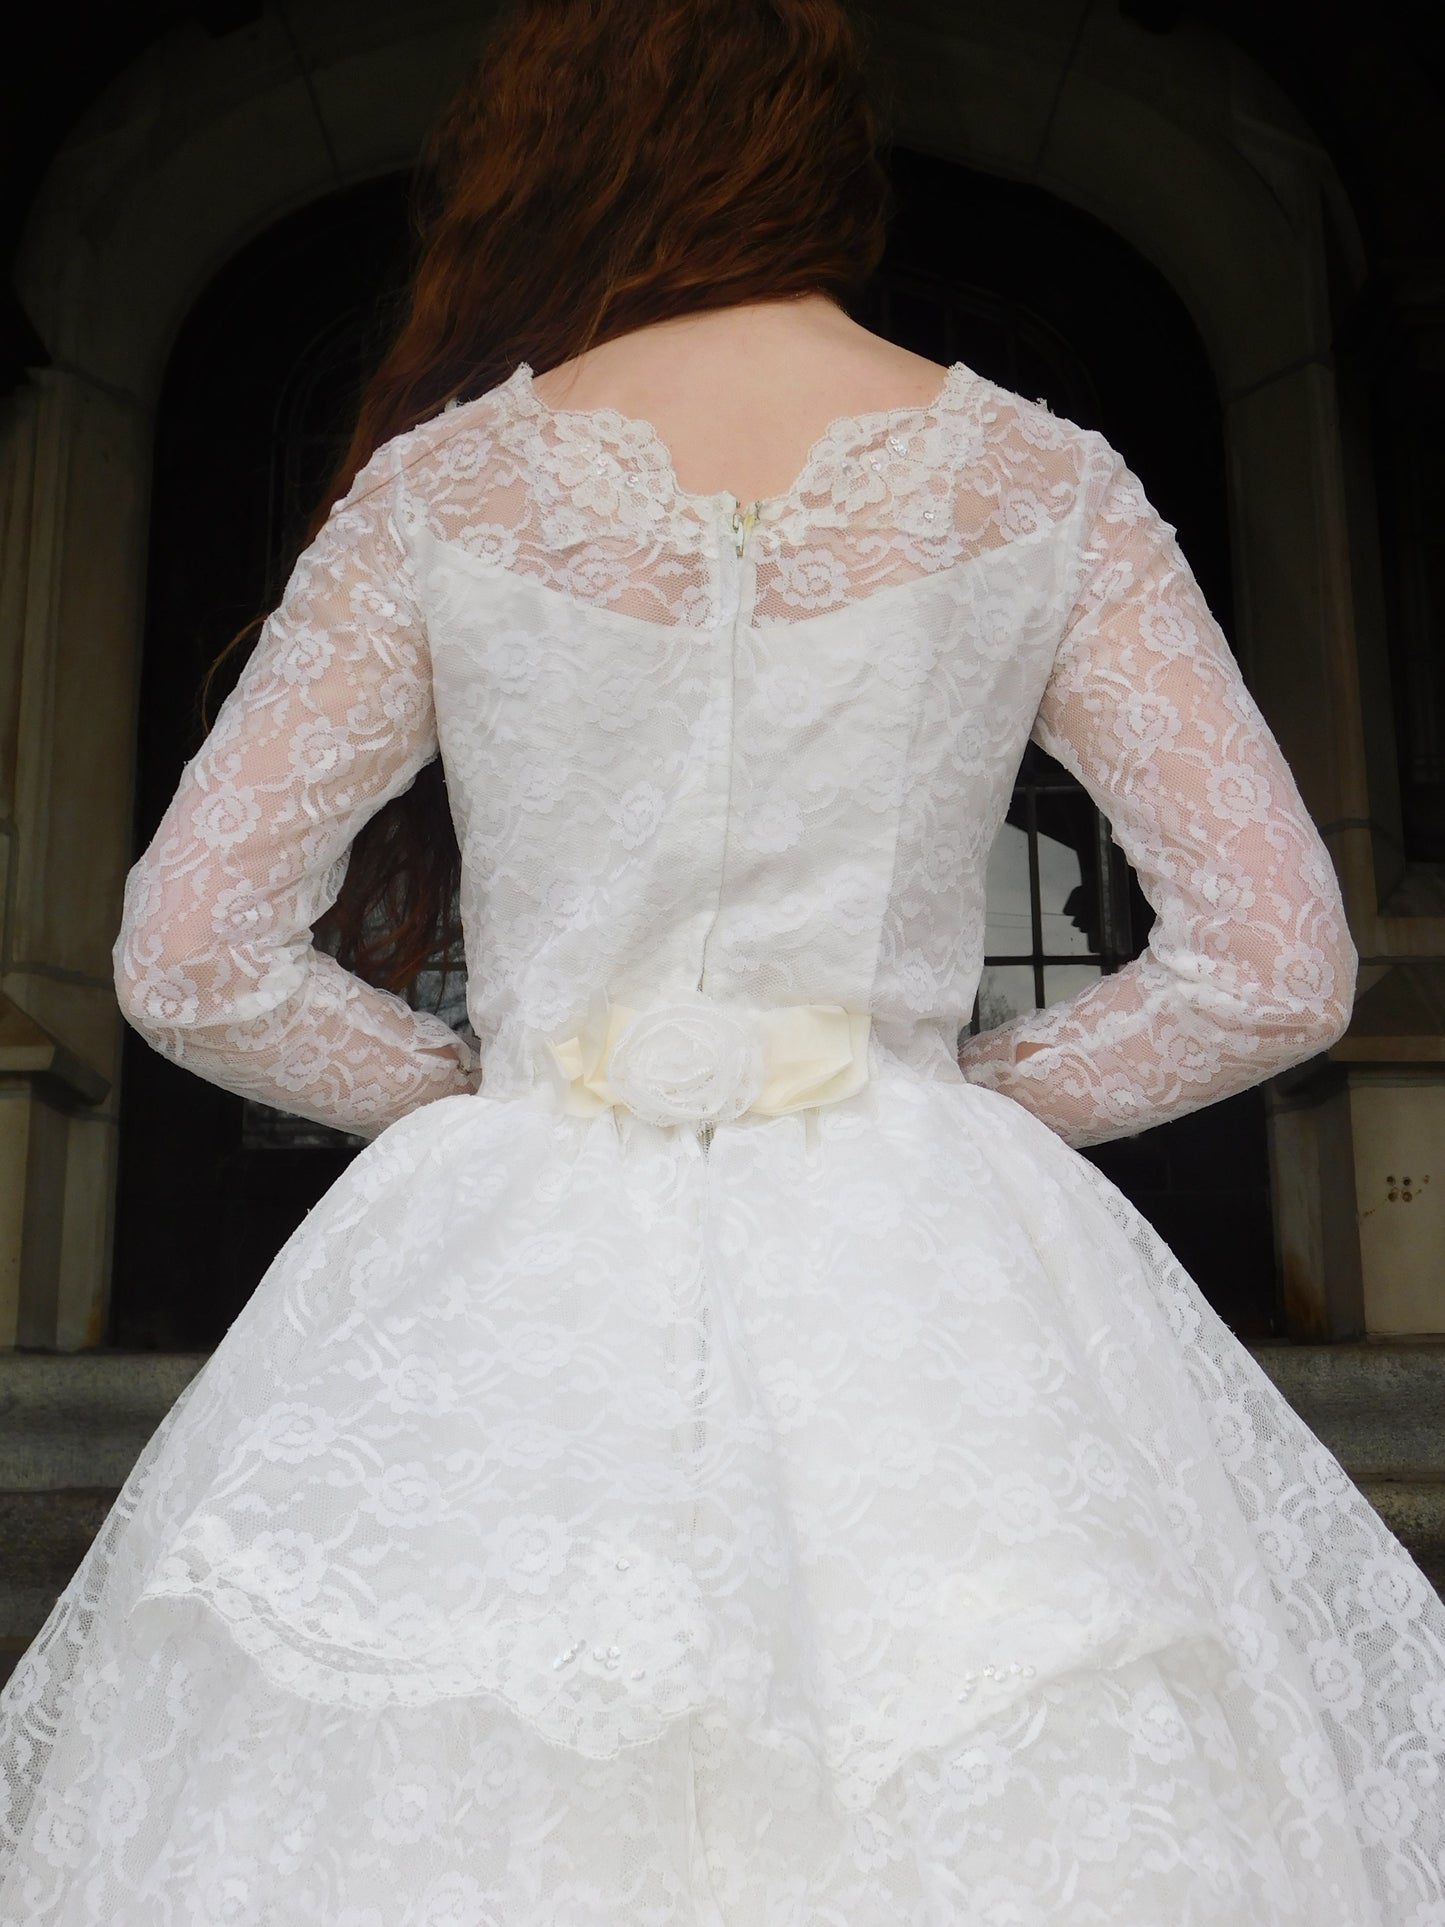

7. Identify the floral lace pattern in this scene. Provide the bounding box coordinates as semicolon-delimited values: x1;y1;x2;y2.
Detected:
111;438;481;1138
112;362;1356;1141
2;1081;1441;1923
955;461;1356;1144
3;361;1438;1925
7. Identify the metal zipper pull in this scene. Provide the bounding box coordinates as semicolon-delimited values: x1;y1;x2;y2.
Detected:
729;501;759;557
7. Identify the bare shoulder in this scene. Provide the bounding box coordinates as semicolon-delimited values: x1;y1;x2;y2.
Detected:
821;321;952;403
527;299;960;500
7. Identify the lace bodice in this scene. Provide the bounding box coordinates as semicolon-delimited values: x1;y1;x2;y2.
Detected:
26;368;1445;1927
113;361;1357;1145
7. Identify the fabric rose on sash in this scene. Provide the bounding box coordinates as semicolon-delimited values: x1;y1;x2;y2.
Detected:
545;987;870;1127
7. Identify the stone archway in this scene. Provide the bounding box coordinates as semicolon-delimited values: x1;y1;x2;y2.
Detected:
0;0;1399;1347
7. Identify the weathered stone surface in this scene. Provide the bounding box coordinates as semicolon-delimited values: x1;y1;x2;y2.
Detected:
1250;1340;1445;1479
0;1351;207;1491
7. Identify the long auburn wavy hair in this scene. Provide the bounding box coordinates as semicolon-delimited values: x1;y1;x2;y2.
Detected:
209;0;894;994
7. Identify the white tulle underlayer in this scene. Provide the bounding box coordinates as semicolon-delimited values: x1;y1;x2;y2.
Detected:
2;1061;1443;1924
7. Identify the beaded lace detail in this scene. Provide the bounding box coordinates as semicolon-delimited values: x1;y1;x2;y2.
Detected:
112;360;1355;1145
2;359;1440;1927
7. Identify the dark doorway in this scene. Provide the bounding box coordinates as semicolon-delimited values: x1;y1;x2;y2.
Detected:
112;150;1278;1350
110;173;418;1349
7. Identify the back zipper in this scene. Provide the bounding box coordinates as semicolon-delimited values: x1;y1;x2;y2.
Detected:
695;500;759;1140
729;501;759;557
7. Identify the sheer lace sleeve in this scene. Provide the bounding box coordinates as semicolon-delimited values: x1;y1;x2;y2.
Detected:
956;455;1357;1148
112;441;480;1139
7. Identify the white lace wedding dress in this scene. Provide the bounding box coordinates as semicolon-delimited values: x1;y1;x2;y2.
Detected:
3;361;1443;1926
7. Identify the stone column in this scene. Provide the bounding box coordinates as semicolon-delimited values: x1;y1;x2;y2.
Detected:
0;369;152;1350
1226;356;1445;1336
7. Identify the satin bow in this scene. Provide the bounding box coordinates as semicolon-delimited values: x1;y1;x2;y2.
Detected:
545;995;871;1121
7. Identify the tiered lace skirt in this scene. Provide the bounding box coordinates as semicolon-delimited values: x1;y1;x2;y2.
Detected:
2;1059;1443;1924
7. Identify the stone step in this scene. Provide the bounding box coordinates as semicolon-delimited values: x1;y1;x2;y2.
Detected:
1249;1340;1445;1592
1357;1480;1445;1592
1248;1340;1445;1482
0;1351;207;1492
0;1346;1441;1678
0;1353;209;1670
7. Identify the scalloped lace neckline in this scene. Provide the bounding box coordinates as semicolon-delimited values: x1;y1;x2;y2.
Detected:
513;359;974;516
